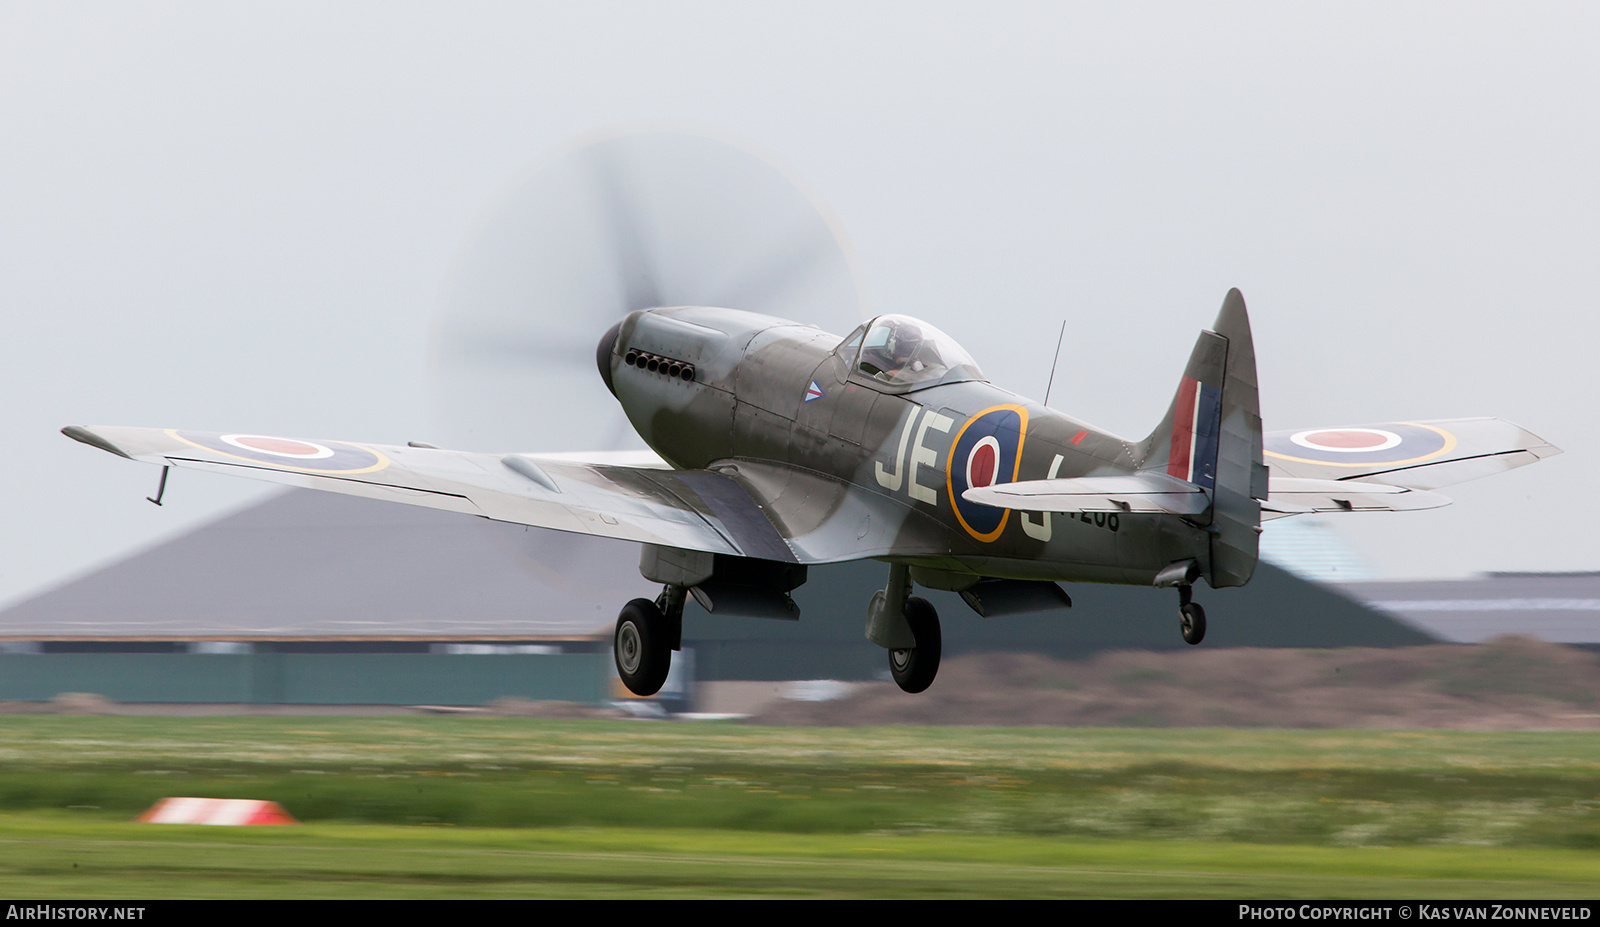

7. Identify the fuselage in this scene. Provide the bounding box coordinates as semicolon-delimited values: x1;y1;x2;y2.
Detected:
605;306;1212;586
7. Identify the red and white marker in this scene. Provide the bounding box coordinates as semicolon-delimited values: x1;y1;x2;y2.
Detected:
137;797;298;826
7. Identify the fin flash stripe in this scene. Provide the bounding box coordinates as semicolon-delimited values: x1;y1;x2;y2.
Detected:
1166;376;1221;489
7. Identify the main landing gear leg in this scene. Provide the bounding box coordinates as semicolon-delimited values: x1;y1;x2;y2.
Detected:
655;585;686;651
613;585;685;697
1177;583;1206;646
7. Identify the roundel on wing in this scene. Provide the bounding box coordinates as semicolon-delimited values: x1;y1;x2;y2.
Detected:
1264;422;1455;467
171;430;389;474
946;405;1028;542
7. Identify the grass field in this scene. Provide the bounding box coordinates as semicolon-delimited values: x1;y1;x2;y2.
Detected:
0;717;1595;897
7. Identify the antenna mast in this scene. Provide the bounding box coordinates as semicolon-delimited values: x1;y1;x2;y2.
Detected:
1042;320;1067;408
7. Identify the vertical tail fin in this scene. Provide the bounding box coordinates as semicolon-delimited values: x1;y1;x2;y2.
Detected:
1139;289;1267;588
1141;328;1228;491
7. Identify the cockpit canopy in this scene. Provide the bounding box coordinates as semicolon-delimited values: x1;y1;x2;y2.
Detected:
835;315;985;391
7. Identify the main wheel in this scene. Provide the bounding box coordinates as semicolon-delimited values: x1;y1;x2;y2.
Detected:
1179;601;1207;646
888;596;942;693
614;598;672;696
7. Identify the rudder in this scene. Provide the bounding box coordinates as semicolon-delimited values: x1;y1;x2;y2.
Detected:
1207;288;1267;587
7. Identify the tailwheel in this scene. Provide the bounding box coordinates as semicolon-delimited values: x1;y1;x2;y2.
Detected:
888;596;942;693
614;598;672;696
1179;601;1207;646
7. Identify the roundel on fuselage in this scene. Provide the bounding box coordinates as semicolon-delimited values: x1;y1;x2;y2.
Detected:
945;404;1028;542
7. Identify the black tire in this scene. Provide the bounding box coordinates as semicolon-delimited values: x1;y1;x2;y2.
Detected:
1180;601;1207;646
614;598;672;696
888;596;942;693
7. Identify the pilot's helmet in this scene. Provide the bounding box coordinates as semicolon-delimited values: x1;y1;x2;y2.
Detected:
889;322;923;364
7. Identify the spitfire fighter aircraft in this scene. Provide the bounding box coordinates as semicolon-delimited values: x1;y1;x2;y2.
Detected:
65;290;1560;695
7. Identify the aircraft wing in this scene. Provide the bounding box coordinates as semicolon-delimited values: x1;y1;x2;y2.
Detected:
62;425;918;565
1264;418;1560;490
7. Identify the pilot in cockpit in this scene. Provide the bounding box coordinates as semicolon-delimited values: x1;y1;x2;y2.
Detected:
860;319;944;380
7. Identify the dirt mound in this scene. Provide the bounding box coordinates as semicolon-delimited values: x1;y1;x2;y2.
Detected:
748;636;1600;728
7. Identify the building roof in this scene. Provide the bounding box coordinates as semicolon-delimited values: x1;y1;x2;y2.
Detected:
0;490;656;639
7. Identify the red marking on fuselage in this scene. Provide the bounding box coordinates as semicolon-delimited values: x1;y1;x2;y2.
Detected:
1167;377;1198;480
969;443;997;487
1070;430;1087;445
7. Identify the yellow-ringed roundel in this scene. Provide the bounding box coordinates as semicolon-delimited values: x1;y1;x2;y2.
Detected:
1265;422;1457;467
168;430;390;475
945;404;1028;542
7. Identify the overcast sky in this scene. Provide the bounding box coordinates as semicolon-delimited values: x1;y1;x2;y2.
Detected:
2;2;1596;609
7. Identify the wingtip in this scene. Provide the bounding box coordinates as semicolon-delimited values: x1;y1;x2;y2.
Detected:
61;425;132;459
1499;418;1563;459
